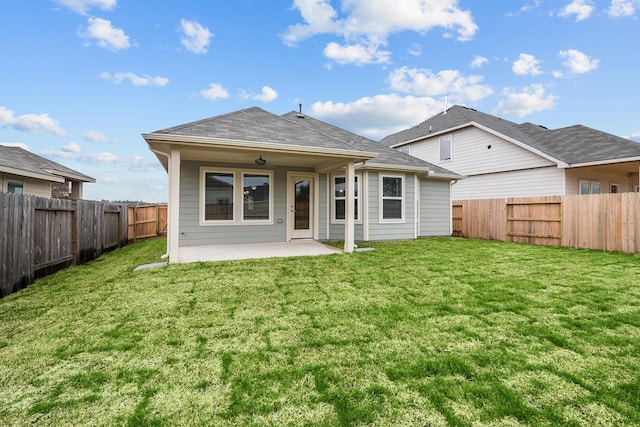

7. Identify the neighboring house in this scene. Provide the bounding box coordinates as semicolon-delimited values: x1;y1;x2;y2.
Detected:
380;105;640;200
0;145;95;199
143;107;461;261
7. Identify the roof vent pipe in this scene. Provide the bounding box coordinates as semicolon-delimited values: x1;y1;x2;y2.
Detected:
444;95;448;114
297;103;305;118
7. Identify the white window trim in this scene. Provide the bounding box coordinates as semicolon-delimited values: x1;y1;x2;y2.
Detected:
331;173;362;224
610;182;619;194
579;179;601;195
379;173;405;223
439;134;453;162
200;167;274;226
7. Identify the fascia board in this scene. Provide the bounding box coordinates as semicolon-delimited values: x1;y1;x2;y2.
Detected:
42;168;96;183
143;133;379;161
566;156;640;168
0;165;65;183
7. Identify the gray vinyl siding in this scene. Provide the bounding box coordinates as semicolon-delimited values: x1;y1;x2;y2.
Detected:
318;173;329;240
179;160;308;246
419;179;451;236
367;171;416;241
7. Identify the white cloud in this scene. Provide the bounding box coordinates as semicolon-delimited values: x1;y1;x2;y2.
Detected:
80;17;130;50
388;67;493;103
513;53;543;76
471;55;488;69
628;130;640;142
608;0;638;17
253;86;278;103
83;130;109;143
199;83;229;100
309;94;446;140
408;43;422;56
100;71;169;87
283;0;478;65
62;142;81;153
0;106;67;136
180;19;213;54
558;49;599;74
53;0;116;15
323;41;391;65
507;0;543;16
43;147;160;173
493;84;557;117
558;0;595;21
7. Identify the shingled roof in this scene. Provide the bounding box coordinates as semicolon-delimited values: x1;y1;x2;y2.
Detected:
154;107;362;153
0;145;95;183
150;106;461;178
281;111;461;178
380;105;640;165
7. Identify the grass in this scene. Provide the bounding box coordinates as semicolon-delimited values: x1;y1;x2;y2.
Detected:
1;237;639;426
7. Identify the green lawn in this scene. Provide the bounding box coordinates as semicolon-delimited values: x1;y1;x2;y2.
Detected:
1;238;639;426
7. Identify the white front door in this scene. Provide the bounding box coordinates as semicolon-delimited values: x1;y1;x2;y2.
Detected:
289;175;314;239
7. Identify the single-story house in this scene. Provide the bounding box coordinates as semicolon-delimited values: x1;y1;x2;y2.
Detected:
0;145;95;199
143;107;461;262
380;105;640;200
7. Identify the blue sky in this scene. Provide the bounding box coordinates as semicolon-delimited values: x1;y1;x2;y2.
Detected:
1;0;639;202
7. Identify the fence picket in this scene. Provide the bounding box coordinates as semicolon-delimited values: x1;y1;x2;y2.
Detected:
455;193;640;254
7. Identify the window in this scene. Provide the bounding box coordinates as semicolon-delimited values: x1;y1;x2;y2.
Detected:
579;180;590;195
201;168;273;224
7;180;23;194
333;175;359;221
204;172;234;221
380;175;403;221
439;134;452;161
610;183;619;194
579;180;601;195
243;174;270;221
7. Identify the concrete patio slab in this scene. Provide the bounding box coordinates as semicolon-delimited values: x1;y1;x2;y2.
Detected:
177;240;343;263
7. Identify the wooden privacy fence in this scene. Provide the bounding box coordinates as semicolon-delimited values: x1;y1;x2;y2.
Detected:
128;204;167;241
453;193;640;253
0;193;128;298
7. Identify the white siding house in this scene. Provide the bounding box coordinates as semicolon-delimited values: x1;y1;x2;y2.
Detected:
381;105;640;200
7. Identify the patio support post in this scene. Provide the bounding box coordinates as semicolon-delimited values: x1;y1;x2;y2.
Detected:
168;148;181;262
344;160;355;253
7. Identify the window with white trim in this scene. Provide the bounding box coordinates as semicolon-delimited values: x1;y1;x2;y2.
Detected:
201;168;273;224
439;134;452;161
380;174;403;221
579;180;601;195
610;183;619;194
333;175;359;221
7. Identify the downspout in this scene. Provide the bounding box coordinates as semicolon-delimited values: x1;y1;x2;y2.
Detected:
149;147;170;259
